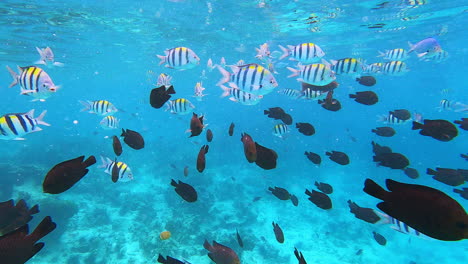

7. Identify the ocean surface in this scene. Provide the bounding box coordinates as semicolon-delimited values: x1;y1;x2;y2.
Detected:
0;0;467;263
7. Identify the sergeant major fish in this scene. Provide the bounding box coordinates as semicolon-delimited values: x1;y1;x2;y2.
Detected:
217;63;278;96
35;47;64;67
279;43;325;63
378;48;408;61
99;156;133;183
287;63;335;86
6;65;59;102
157;47;200;70
0;109;49;140
80;100;118;116
220;85;263;105
100;116;119;129
166;98;195;115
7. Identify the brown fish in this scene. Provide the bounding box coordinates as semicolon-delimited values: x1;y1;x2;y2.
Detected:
149;85;176;109
264;107;292;125
390;109;411;121
373;152;409;169
268;187;291;200
0;200;39;237
371;127;395;137
121;128;145;149
290;195;299;206
454;118;468;131
412;119;458;142
318;90;341;111
404;167;419;179
43;155;96;194
206;129;213;142
326;151;349;165
372;231;387;246
228;122;235;136
112;135;122;156
363;178;468;241
427;168;468;186
294;248;307;264
356;76;376;86
254;142;278;170
296;123;315;136
0;216;56;264
183;166;189;177
347;200;382;224
170;179;197;202
314;182;333;194
196;145;209;173
305;189;332;210
188;112;205;137
371;141;392;156
203;240;240;264
462;153;468;161
349;91;378;105
453;188;468;200
157;254;186;264
240;132;257;163
272;222;284;243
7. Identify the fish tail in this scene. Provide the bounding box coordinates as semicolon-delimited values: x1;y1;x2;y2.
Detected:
219;85;231;98
371;129;377;133
216;65;231;86
203;239;213;251
29;204;40;215
278;45;289;60
286;67;299;78
28;216;56;243
157;254;167;263
79;100;92;112
99;156;109;168
363;178;388;201
170;179;178;187
407;41;414;53
35;110;51;126
426;168;436;175
411;121;424;130
6;65;18;88
377;50;386;57
83;155;97;168
349;94;356;99
156;54;166;65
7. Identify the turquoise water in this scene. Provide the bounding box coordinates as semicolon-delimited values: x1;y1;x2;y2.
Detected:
1;0;467;263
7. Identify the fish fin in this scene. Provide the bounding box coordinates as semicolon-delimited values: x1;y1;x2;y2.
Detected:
287;67;299;78
83;155;97;168
411;121;424;130
13;137;26;140
28;216;56;243
416;52;428;58
156;54;166;65
170;179;178;187
157;254;166;263
219;85;231;98
363;178;388;201
79;100;92;112
349;94;356;99
34;60;46;65
407;41;414;53
35;110;50;126
29;204;40;215
216;65;231;86
203;239;213;251
426;168;436;175
6;65;18;88
53;61;65;67
278;45;289;60
377;51;386;57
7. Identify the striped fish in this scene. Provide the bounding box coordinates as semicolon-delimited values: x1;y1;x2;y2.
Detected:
220;85;263;105
156;73;172;88
279;43;325;63
100;116;119;129
99;156;133;183
193;82;207;101
277;88;301;99
423;49;449;63
217;63;278;96
382;61;408;76
330;58;365;76
0;109;50;140
80;100;118;116
273;124;289;138
300;88;326;100
365;62;383;74
166;98;195;115
378;113;409;125
287;63;336;86
6;65;58;101
388;217;432;239
378;48;408;61
157;47;200;70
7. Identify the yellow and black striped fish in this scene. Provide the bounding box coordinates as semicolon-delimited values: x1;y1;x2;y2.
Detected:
331;58;365;76
287;63;335;86
80;100;118;116
100;156;133;183
100;116;119;129
382;61;408;76
6;65;58;101
273;124;289;138
0;109;50;140
166;98;195;115
157;47;200;70
217;63;278;96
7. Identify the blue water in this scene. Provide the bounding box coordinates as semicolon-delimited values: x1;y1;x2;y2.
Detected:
0;0;467;263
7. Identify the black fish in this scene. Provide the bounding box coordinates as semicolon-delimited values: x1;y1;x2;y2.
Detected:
228;122;235;136
296;123;315;136
371;141;392;156
363;178;468;241
373;152;409;169
349;91;378;105
390;109;411;121
170;179;197;202
112;135;122;156
0;216;56;264
453;188;468;200
412;119;458;142
372;231;387;246
43;155;96;194
355;249;363;255
254;142;278;170
371;127;395;137
189;112;204;137
236;228;244;248
454;118;468;131
461;154;468;161
305;189;332;210
206;129;213;142
326;151;349;165
347;200;382;224
356;76;376;86
111;159;120;183
427;168;467;187
0;200;39;237
149;85;176;109
314;181;333;194
301;81;339;92
290;194;299;206
157;254;186;264
318;90;341;112
268;187;291;200
121;128;145;149
272;222;284;243
294;247;307;264
304;151;321;165
264;107;292;125
404;167;419;179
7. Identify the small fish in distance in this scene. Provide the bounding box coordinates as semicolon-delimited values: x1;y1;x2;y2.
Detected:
272;222;284;243
196;145;209;173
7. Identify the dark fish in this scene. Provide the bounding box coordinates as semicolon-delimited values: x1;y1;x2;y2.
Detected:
373;152;409;169
305;189;332;210
304;151;321;165
0;200;39;237
372;231;387;246
196;145;209;173
189;112;204;137
240;133;257;163
268;187;291;200
294;247;307;264
236;229;243;248
183;166;189;177
290;194;299;206
206;129;213;142
228;122;235;136
112;135;122;156
404;167;419;179
121;128;145;149
355;249;363;256
301;81;339;92
314;181;333;194
412;119;458;142
111;158;120;183
453;188;468;200
280;113;293;125
42;155;96;194
462;153;468;161
427;168;468;187
349;91;378;105
326;151;349;165
0;216;56;264
272;222;284;243
157;254;186;264
347;200;382;224
203;240;240;264
318;90;341;111
454;118;468;131
254;142;278;170
149;85;176;109
170;179;197;202
371;141;392;156
252;196;262;202
264;107;293;125
363;178;468;241
371;127;395;137
296;123;315;136
356;76;376;86
390;109;411;121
